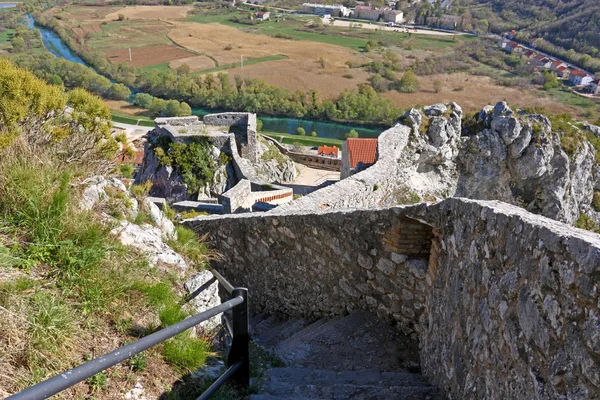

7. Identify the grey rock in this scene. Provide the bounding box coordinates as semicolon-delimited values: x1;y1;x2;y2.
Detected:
423;103;448;117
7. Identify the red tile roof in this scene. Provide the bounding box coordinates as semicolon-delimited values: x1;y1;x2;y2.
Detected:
551;60;564;66
318;145;339;157
346;138;378;168
557;66;569;72
571;70;589;77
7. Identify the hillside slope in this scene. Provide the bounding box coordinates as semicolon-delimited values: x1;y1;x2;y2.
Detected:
469;0;600;63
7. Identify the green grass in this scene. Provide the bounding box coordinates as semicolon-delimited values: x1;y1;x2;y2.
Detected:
163;334;212;372
0;28;15;50
195;54;288;74
262;131;343;148
167;226;211;268
111;112;155;127
139;62;172;73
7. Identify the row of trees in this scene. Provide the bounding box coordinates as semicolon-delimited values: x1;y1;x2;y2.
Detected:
13;53;132;101
133;93;192;117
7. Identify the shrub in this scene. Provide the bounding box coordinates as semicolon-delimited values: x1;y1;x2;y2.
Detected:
342;74;354;79
296;127;306;136
167;226;212;268
345;129;359;139
310;131;317;137
593;192;600;212
119;163;135;178
163;334;212;372
575;213;600;232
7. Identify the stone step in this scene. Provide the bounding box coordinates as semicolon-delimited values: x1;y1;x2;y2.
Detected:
252;315;284;340
263;382;442;400
265;367;433;388
273;316;343;359
274;312;419;371
259;318;312;347
249;395;324;400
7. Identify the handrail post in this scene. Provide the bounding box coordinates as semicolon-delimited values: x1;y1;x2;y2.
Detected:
228;287;249;387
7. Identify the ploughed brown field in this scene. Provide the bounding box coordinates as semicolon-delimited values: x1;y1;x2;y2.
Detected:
106;44;193;67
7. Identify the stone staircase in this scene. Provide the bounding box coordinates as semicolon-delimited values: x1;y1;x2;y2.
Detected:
249;312;443;400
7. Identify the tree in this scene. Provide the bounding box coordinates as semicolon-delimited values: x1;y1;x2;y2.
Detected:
165;100;181;117
296;127;306;136
134;93;154;109
433;80;443;93
310;131;317;137
257;118;263;132
178;101;192;116
11;36;25;52
107;83;131;100
345;129;359;138
117;13;125;21
396;70;420;93
176;64;191;75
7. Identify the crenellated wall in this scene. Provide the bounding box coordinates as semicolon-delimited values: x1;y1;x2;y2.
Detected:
184;198;600;399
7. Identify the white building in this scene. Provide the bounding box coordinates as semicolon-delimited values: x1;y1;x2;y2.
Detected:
301;3;351;17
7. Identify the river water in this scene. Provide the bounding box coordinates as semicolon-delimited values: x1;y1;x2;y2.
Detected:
25;14;382;139
0;3;17;9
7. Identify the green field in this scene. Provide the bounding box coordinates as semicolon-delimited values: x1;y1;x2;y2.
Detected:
0;28;14;51
262;131;343;148
139;62;172;73
110;109;155;127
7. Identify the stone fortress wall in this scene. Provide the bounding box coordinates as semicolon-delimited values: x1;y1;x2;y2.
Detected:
185;198;600;399
151;114;292;213
261;134;342;172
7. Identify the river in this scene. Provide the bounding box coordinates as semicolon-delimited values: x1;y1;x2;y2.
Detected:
0;3;17;9
25;14;382;139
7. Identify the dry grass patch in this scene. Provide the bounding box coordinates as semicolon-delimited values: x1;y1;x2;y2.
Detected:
106;44;193;67
382;72;584;116
103;5;193;21
59;5;122;21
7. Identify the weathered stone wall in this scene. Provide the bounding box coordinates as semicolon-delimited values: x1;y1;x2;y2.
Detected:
261;135;341;172
407;198;600;399
203;112;258;163
185;197;600;399
185;208;433;336
221;179;253;213
271;123;411;213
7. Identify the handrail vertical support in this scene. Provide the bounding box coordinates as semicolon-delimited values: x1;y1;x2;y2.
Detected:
228;287;249;387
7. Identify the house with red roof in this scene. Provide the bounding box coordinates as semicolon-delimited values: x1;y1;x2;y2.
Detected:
318;145;340;159
255;11;270;20
556;66;571;78
569;70;593;86
524;50;536;59
504;41;521;54
341;138;378;179
550;60;567;71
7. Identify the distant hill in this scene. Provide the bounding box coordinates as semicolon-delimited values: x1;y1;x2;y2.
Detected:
469;0;600;60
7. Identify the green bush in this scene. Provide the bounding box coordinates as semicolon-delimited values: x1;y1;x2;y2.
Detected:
296;127;306;136
593;192;600;212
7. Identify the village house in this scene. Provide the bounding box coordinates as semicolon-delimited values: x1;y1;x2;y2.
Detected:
504;41;521;55
317;145;341;159
550;60;568;71
353;5;381;21
382;9;404;23
428;14;461;30
533;55;552;69
341;138;378;179
255;11;270;20
569;70;593;86
524;50;536;59
556;66;571;79
507;29;517;39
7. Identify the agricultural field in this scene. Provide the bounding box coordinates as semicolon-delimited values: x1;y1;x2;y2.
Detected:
0;28;14;52
39;3;599;122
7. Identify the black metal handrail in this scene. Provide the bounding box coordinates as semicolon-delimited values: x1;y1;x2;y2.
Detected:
7;279;249;400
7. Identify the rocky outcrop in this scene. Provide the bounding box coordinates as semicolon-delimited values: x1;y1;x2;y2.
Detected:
397;102;462;200
80;176;139;219
456;102;600;225
254;139;298;183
